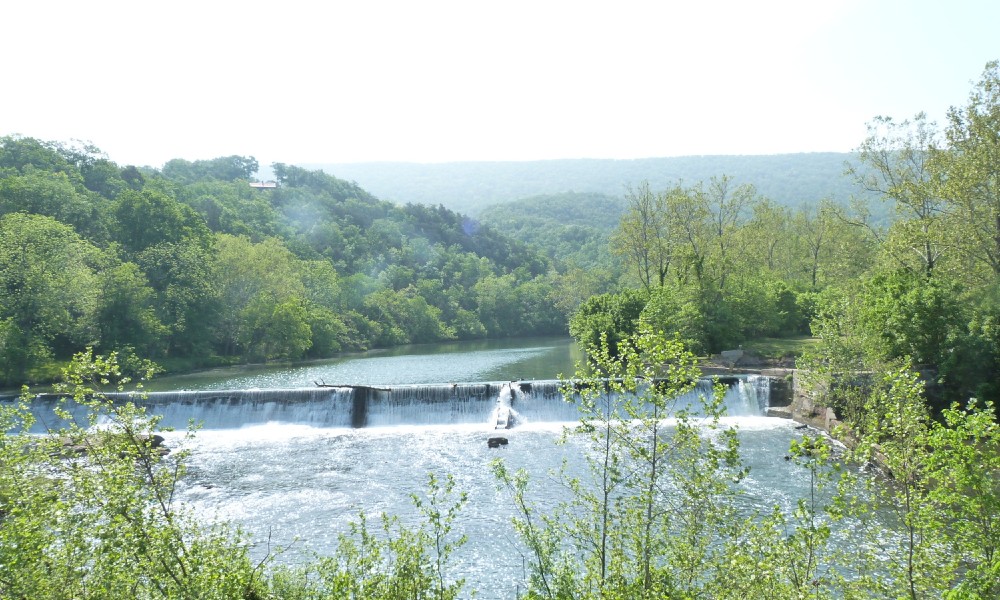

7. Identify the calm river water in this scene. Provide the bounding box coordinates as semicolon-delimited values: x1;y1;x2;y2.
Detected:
147;336;584;391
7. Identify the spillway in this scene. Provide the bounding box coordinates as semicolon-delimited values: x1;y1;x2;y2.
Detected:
16;376;772;433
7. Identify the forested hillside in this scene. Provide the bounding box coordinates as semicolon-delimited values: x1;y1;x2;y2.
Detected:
478;192;624;269
2;59;1000;600
311;152;867;216
568;62;1000;413
0;139;565;386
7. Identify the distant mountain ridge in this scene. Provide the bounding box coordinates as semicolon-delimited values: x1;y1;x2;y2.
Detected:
307;153;864;216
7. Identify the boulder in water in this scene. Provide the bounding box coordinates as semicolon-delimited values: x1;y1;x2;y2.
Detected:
487;436;509;448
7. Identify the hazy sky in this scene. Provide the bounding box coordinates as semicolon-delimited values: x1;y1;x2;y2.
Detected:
3;0;998;168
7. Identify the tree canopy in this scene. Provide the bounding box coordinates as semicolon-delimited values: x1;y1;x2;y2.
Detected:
0;135;564;385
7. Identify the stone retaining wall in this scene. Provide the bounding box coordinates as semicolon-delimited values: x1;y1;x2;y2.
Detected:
760;368;844;434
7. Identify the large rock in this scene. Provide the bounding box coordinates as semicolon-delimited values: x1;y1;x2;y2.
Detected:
487;436;509;448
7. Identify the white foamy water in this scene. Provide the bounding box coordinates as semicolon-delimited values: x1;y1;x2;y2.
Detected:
169;411;817;599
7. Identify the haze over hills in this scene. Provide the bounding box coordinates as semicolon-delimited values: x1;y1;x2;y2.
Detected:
308;152;866;216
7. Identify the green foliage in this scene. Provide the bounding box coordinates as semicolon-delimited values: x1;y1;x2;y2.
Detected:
177;179;284;239
111;189;211;256
0;213;101;380
493;330;1000;598
134;239;219;358
940;60;1000;279
581;174;839;355
0;138;568;384
806;270;993;410
0;135;88;183
0;350;271;599
840;367;1000;599
493;328;750;599
568;289;648;356
639;285;710;353
163;155;259;184
0;169;107;240
478;191;623;270
363;287;455;346
854;271;965;368
96;262;169;357
930;399;1000;599
578;276;813;357
473;273;565;338
2;349;476;599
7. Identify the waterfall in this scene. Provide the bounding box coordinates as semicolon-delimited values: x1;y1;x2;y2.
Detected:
742;374;772;415
21;388;356;433
9;376;771;432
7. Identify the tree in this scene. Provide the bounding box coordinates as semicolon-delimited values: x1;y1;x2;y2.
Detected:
80;158;128;199
939;60;1000;280
789;199;871;290
610;181;674;291
926;399;1000;598
242;297;313;360
298;260;351;355
746;198;790;274
805;269;974;412
0;213;100;382
703;175;759;292
0;169;107;241
492;327;745;598
211;234;312;358
111;189;211;256
473;273;525;337
162;155;259;183
547;265;617;319
838;367;1000;599
177;179;283;238
96;262;168;357
854;271;966;370
848;113;947;278
664;183;712;285
272;162;378;202
363;286;454;346
639;285;709;354
0;350;272;598
0;135;82;181
134;239;218;357
568;288;648;356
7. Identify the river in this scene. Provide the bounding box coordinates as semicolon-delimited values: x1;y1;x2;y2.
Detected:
15;336;848;598
145;336;584;391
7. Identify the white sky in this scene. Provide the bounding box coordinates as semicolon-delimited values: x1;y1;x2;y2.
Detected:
2;0;998;168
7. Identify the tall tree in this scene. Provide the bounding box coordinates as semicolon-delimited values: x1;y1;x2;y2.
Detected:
703;175;759;291
0;213;100;381
939;60;1000;280
0;169;107;240
848;113;947;278
134;240;217;357
661;183;712;286
789;199;871;290
111;189;211;256
95;262;167;357
746;198;790;274
610;181;674;291
210;234;309;358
